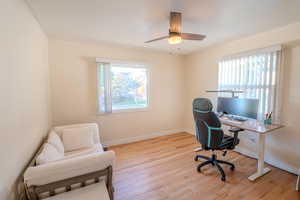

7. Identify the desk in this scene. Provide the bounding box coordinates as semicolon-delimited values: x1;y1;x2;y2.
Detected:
220;116;284;181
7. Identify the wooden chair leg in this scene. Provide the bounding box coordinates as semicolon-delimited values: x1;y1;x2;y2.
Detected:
107;166;114;200
27;186;39;200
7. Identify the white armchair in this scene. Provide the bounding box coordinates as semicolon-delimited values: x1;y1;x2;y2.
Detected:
23;123;115;200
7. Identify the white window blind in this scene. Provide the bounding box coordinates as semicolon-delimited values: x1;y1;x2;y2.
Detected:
218;47;282;121
97;59;149;114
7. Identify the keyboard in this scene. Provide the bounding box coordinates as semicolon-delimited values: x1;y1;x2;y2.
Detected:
228;115;248;122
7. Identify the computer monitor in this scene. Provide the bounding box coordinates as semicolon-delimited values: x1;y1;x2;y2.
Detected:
217;97;259;119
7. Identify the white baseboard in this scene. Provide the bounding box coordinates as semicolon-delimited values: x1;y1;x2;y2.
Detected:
184;129;299;175
185;128;195;135
102;129;185;147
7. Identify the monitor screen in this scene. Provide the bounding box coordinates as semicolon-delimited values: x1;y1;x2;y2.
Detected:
217;97;259;119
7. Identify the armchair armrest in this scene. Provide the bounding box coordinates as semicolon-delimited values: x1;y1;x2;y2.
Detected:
24;150;115;187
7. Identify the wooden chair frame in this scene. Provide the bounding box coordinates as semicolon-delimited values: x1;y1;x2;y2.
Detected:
25;166;114;200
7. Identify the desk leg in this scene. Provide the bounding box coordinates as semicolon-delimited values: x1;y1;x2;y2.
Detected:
248;134;271;181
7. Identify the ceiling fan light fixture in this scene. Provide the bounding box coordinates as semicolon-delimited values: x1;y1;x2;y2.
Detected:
168;35;182;44
144;12;206;44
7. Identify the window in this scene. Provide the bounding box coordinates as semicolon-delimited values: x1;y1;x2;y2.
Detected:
97;60;149;113
218;46;282;121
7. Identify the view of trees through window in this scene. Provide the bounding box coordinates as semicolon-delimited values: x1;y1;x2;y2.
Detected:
111;66;148;110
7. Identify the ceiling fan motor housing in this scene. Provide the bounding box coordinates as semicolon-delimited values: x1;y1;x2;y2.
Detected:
169;31;181;37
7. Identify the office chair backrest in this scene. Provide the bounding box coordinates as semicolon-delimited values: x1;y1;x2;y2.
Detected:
193;98;224;149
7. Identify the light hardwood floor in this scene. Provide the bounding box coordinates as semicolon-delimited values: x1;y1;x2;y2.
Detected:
109;133;299;200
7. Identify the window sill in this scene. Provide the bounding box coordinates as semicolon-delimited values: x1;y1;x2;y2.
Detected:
97;107;150;115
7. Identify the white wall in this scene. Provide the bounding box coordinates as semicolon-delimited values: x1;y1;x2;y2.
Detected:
49;39;185;145
184;23;300;173
0;0;50;199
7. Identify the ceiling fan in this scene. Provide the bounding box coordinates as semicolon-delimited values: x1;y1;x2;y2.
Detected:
145;12;206;44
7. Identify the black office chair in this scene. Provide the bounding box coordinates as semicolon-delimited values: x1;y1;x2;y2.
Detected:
193;98;243;181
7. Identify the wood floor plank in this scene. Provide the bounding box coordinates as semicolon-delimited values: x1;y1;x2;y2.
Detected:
109;133;300;200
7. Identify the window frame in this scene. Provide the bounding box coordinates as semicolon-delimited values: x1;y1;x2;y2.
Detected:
217;48;281;121
96;58;151;114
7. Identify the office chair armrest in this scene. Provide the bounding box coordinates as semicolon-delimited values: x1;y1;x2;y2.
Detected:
229;128;244;146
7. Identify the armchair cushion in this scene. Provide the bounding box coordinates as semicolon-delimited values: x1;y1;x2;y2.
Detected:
62;127;95;152
47;131;64;154
53;123;100;144
36;143;64;165
63;144;104;160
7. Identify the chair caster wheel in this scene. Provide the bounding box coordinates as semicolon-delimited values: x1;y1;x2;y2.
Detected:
230;166;235;171
221;176;226;181
194;156;198;161
197;166;202;173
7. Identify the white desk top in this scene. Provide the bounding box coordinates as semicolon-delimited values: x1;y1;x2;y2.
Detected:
220;116;284;134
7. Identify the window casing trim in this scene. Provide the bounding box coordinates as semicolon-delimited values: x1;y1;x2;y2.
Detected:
96;59;151;115
96;58;148;68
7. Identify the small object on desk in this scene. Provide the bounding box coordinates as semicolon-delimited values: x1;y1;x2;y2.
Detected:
264;112;273;125
264;118;272;125
218;112;225;118
220;115;244;124
228;115;247;122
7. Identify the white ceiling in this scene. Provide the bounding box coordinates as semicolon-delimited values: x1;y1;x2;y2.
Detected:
28;0;300;54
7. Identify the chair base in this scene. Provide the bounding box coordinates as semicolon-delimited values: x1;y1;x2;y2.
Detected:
194;153;235;181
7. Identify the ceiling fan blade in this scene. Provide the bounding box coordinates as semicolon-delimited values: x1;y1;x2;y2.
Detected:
181;33;206;40
170;12;182;33
144;36;169;43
